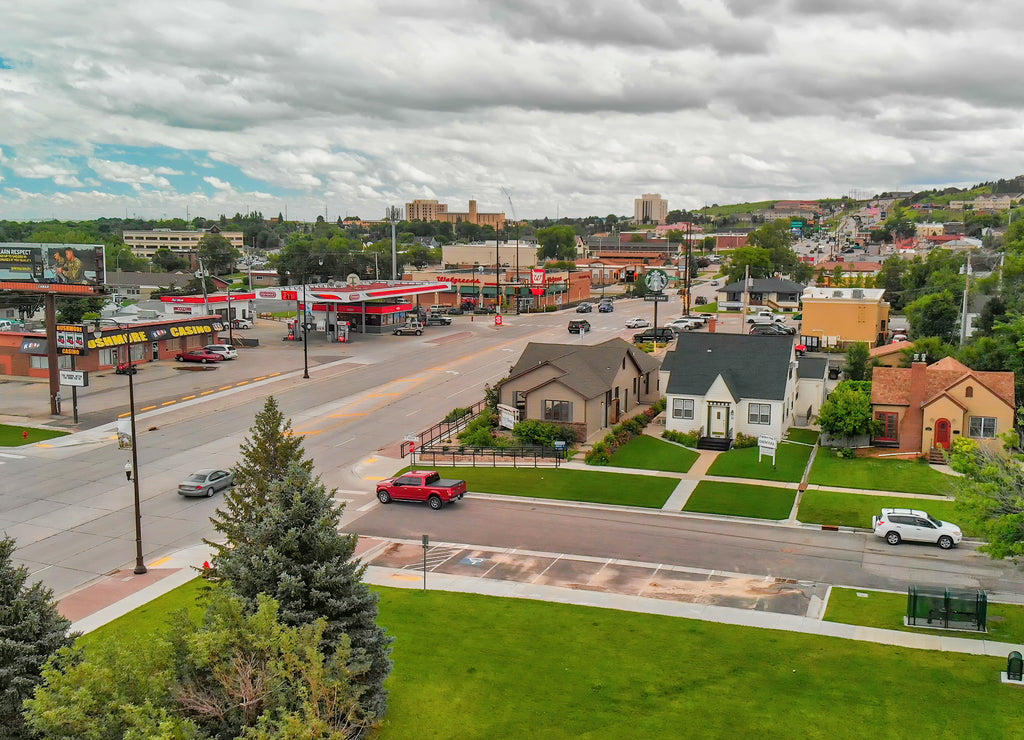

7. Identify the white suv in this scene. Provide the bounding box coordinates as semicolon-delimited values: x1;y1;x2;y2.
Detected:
203;344;238;360
872;508;962;550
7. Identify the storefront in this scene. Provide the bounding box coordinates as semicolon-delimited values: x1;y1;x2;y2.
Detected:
0;317;224;378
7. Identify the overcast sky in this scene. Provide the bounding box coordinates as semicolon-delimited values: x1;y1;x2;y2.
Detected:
2;0;1024;223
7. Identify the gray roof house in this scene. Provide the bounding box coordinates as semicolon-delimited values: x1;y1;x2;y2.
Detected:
660;333;798;449
499;338;662;440
717;278;805;312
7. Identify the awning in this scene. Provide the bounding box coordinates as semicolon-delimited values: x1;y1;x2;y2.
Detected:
459;285;479;295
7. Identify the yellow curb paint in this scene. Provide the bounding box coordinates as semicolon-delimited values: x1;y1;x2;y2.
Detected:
149;556;172;567
253;376;267;381
182;395;196;400
269;372;281;377
219;385;233;391
200;390;215;396
235;381;249;386
161;401;177;406
391;573;420;581
329;412;368;418
140;405;157;412
118;412;131;418
364;476;386;481
367;393;400;397
364;457;378;463
34;443;54;448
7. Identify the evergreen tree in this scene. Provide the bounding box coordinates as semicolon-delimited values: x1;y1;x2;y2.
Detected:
208;396;312;552
0;536;76;739
210;401;392;720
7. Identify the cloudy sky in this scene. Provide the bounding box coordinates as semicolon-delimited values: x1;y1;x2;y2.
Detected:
2;0;1023;222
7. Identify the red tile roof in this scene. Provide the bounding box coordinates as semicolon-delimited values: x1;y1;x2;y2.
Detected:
869;340;912;358
872;357;1015;408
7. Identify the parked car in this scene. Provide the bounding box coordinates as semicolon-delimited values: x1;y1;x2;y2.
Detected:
230;318;253;329
624;317;651;328
178;468;235;497
203;344;238;360
175;349;224;363
598;301;614;313
393;320;425;336
667;317;702;332
376;470;468;510
425;314;452;326
749;324;790;336
568;319;591;334
576;302;594;313
429;304;450;315
892;333;909;343
872;508;962;549
633;328;675;344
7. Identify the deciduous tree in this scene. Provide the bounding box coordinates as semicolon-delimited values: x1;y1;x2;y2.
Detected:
949;438;1024;560
816;381;879;439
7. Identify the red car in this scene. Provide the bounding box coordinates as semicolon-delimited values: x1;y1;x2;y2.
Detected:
376;470;468;510
175;349;224;364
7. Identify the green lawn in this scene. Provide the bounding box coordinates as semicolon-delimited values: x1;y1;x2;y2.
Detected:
607;435;699;473
75;577;209;649
808;453;955;494
706;441;812;483
78;581;1024;738
0;424;69;446
825;587;1024;645
404;466;677;508
683;481;795;519
785;428;819;445
797;489;967;533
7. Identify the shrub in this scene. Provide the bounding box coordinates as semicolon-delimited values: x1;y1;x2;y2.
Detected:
443;407;472;423
585;442;612;465
663;429;699;447
733;432;758;449
651;398;667;414
512;419;571;447
543;304;557;312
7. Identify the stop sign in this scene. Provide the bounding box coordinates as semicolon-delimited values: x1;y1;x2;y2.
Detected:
494;314;503;326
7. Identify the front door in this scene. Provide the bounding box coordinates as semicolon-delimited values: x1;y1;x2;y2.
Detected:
934;419;951;450
706;403;730;437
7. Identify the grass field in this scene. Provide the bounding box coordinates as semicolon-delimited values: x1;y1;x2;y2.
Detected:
0;424;69;446
824;587;1024;645
77;582;1024;738
683;481;796;519
706;441;812;483
607;435;699;473
405;466;677;508
808;453;955;494
797;489;967;533
785;428;820;445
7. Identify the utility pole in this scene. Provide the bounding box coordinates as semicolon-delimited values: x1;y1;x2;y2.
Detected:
960;253;971;346
386;206;402;281
502;188;520;313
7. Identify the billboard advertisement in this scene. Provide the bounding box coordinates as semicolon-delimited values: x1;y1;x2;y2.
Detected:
0;243;106;294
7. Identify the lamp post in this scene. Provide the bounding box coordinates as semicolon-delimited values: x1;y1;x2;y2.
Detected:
103;320;146;575
302;280;309;379
227;287;233;345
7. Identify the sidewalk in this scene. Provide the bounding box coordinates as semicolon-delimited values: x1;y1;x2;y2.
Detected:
59;535;1021;659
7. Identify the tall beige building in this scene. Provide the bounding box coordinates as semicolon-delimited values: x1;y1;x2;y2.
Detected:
634;193;668;225
123;225;244;258
405;199;505;230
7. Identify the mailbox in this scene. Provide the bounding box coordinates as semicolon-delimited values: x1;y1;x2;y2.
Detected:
1008;651;1023;681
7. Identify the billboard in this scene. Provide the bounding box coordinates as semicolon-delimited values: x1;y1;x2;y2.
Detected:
0;243;106;294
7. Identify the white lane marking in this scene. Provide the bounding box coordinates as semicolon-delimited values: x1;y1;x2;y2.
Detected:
358;501;377;512
0;452;25;459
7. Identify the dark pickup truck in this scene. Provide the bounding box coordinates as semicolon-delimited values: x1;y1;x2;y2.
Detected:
376;470;468;510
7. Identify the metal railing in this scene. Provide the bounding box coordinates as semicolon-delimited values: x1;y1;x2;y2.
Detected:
408;445;568;468
399;398;488;457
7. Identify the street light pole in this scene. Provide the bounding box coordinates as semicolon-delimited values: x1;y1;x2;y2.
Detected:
302;279;309;379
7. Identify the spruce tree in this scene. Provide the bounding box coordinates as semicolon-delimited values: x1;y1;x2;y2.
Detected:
0;536;76;739
208;395;312;554
210;404;393;720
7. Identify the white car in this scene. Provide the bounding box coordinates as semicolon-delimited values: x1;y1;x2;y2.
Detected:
872;508;962;550
624;318;651;328
667;317;702;332
231;318;253;329
203;344;238;360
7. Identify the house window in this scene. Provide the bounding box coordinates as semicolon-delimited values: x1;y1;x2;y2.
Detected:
968;416;997;438
748;403;771;425
875;411;898;441
965;386;973;398
544;400;572;423
513;391;526;407
672;398;694;420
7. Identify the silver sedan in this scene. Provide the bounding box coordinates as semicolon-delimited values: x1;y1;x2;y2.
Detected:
177;469;235;497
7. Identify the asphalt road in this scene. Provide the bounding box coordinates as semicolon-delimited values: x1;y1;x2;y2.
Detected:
343;496;1024;600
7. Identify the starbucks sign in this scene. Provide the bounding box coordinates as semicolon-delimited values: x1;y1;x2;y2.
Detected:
644;268;668;293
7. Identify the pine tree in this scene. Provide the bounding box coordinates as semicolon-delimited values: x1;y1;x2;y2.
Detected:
0;536;76;739
210;404;393;720
208;395;312;555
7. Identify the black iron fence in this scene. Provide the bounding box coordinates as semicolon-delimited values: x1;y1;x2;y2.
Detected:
408;445;568;468
400;398;488;457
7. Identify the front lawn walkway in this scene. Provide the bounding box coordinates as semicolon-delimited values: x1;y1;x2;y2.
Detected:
418;466;678;508
705;441;812;483
808;453;954;495
683;481;796;520
607;435;699;473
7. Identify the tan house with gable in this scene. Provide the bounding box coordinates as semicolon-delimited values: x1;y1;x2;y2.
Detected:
498;338;662;440
871;357;1015;458
800;286;890;349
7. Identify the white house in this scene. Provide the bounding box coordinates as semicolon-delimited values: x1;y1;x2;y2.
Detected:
660;333;799;449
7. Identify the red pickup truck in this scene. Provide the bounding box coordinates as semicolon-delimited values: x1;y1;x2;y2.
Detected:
376;470;468;510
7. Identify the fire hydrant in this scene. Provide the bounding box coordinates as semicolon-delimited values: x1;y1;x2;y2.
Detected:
22;430;28;441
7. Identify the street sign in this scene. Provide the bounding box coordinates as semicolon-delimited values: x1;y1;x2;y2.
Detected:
404;434;418;443
757;435;778;451
58;369;88;387
643;294;669;302
494;314;503;326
